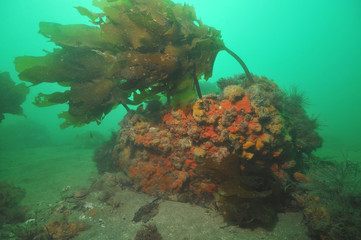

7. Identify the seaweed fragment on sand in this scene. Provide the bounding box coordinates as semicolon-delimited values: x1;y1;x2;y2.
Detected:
133;198;160;223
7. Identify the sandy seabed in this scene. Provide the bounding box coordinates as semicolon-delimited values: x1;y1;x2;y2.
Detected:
0;145;322;240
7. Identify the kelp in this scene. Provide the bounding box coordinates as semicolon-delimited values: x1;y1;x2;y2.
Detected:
0;72;29;123
15;0;252;127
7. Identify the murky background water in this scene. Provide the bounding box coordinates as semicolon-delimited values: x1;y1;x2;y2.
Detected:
1;0;360;221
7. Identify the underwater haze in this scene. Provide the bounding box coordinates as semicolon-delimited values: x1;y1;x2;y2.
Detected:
1;0;361;239
1;0;360;151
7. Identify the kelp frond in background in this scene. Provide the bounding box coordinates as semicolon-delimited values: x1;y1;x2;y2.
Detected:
0;72;29;123
15;0;252;128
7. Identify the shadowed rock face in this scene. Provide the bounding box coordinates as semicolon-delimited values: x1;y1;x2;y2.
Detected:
110;75;322;226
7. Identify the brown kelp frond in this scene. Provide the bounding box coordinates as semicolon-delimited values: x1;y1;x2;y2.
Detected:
15;0;227;127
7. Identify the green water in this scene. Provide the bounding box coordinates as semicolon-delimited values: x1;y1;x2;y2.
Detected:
1;0;360;152
0;0;360;238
